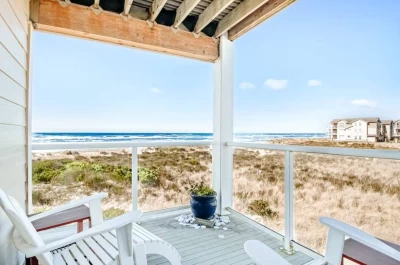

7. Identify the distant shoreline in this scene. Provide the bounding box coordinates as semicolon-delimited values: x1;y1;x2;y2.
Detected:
32;132;326;144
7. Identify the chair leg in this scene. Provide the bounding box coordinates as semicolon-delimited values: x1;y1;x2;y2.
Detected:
77;220;84;232
133;243;147;265
30;257;39;265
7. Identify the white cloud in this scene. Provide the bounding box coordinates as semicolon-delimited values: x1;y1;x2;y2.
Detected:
308;79;322;87
150;87;162;94
351;99;377;108
264;79;288;90
239;82;255;90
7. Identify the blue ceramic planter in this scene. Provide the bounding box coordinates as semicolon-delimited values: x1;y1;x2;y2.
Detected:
190;194;217;220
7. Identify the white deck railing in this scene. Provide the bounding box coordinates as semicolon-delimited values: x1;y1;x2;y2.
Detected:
32;140;400;256
32;141;213;212
226;142;400;255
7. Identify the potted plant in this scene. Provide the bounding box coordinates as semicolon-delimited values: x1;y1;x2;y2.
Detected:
186;181;217;220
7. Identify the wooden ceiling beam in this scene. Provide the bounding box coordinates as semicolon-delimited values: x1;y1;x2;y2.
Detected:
172;0;201;29
229;0;296;40
214;0;270;38
194;0;235;35
149;0;168;22
34;0;218;61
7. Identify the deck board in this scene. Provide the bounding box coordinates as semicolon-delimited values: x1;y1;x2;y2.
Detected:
139;212;314;265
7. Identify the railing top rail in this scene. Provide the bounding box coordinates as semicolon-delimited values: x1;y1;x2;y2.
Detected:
32;141;213;151
227;142;400;160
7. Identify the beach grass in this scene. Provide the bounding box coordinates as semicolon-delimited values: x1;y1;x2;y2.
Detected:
32;139;400;254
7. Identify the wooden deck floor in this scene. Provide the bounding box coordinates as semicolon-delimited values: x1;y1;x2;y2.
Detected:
139;210;314;265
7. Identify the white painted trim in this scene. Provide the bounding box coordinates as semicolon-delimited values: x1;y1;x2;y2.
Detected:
227;142;400;160
213;32;234;215
131;146;138;211
284;151;294;252
26;23;34;214
32;141;213;150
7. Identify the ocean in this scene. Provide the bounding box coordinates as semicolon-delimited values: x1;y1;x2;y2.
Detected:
32;132;326;143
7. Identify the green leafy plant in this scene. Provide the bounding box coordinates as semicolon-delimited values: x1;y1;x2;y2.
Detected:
65;161;89;170
248;200;278;219
138;167;158;186
33;161;63;183
103;208;125;219
186;181;216;196
112;166;132;182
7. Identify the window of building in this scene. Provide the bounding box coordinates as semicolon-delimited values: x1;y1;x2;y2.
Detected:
359;129;361;132
359;136;361;139
354;136;357;139
359;122;361;126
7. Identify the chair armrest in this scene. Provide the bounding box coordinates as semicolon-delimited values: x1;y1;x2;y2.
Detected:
319;217;400;261
17;210;142;258
29;193;108;222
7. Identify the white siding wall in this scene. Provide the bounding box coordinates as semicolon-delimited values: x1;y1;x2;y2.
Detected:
0;0;29;263
334;120;368;141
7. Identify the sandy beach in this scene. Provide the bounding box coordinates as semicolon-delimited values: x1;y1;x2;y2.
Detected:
32;138;400;254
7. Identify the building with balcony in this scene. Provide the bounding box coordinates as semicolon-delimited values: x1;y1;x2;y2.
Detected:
394;120;400;142
381;120;394;142
328;118;382;142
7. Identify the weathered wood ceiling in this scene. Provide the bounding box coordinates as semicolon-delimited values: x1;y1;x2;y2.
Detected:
30;0;296;61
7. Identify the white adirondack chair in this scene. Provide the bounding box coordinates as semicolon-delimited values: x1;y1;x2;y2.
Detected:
0;189;181;265
244;217;400;265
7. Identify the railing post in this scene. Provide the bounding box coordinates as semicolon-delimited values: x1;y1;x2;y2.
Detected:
212;32;234;215
131;147;138;211
284;151;294;253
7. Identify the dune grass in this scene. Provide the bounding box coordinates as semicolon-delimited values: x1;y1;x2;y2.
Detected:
32;141;400;254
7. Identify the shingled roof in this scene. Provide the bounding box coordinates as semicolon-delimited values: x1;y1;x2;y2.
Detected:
381;120;393;125
331;117;380;123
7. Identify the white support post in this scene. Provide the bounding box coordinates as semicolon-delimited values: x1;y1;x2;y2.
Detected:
212;32;234;215
26;23;34;214
283;151;294;253
131;147;139;211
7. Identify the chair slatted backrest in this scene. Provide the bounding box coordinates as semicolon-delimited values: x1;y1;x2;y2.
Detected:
0;189;53;265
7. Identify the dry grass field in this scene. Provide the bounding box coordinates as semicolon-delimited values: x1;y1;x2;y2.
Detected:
32;139;400;254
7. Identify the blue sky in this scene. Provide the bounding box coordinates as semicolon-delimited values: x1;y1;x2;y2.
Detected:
32;0;400;133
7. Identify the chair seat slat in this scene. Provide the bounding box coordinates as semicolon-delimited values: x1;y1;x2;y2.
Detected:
84;237;113;264
53;252;67;265
61;248;78;265
76;241;103;265
69;244;90;265
93;235;119;259
102;232;118;248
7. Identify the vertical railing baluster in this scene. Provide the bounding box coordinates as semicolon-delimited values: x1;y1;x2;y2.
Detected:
284;151;294;253
132;146;138;211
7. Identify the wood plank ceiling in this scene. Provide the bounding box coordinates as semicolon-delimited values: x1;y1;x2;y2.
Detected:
30;0;296;61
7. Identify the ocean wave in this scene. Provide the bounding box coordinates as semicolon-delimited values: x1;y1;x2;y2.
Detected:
32;133;325;143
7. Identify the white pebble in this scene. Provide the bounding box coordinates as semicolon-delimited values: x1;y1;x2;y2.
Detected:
214;226;220;229
223;227;228;231
201;225;206;229
218;235;225;239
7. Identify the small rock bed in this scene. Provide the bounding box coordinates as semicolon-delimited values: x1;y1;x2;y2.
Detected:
175;214;230;229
